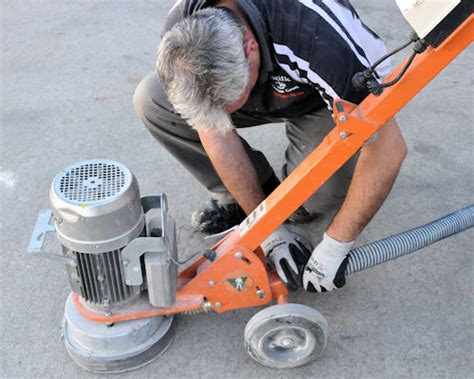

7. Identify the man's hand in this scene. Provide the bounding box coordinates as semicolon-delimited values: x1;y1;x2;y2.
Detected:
303;233;354;292
261;225;312;290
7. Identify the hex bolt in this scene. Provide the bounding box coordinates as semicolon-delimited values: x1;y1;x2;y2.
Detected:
122;260;129;267
234;252;243;260
256;289;265;299
203;301;212;310
340;131;348;139
208;280;216;286
339;114;347;122
215;302;222;308
105;311;112;317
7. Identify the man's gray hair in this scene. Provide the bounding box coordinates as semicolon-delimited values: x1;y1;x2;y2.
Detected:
157;8;249;133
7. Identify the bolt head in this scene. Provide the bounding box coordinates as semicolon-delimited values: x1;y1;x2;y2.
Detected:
281;337;295;348
122;260;129;266
234;252;243;260
339;131;348;139
256;289;265;298
133;266;140;272
339;114;347;122
105;311;112;317
215;302;222;308
208;280;216;286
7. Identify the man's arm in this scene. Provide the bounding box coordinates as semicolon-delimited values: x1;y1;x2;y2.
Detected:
199;117;407;238
198;128;265;215
199;127;313;291
327;118;407;242
303;118;407;292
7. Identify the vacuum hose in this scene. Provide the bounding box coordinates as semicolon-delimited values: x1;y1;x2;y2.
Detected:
346;205;474;275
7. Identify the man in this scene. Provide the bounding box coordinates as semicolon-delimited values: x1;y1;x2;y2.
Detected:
133;0;407;293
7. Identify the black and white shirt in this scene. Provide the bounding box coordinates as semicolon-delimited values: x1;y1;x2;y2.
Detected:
163;0;391;118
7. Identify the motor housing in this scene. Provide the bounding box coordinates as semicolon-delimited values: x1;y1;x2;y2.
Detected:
29;159;178;372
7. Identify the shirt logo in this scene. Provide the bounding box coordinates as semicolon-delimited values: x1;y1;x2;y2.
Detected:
271;75;304;99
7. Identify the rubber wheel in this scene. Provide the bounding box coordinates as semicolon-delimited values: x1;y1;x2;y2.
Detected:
244;304;328;369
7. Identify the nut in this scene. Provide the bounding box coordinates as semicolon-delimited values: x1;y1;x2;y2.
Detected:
234;252;244;260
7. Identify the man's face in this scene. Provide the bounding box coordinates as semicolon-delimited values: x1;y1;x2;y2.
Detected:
224;27;261;114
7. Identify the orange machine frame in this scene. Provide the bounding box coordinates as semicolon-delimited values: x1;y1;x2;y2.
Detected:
76;15;473;323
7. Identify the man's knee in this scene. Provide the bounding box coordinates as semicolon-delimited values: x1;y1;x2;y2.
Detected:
133;73;171;124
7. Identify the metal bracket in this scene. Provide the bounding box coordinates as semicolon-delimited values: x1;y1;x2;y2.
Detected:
121;237;167;286
204;225;238;245
28;209;77;266
121;194;170;286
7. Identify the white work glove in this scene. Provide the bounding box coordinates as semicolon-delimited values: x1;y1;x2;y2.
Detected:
261;225;312;290
303;232;354;292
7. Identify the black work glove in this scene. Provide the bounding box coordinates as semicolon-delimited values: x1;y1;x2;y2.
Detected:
261;225;313;290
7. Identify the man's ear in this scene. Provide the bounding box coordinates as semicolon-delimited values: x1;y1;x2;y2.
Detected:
243;35;259;59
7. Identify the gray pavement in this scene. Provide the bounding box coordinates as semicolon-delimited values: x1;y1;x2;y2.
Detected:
1;1;473;378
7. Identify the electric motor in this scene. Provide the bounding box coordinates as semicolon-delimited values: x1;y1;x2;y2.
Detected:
50;160;144;309
29;159;178;373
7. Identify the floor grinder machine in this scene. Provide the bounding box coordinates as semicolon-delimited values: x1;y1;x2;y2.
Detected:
28;158;473;372
28;1;473;374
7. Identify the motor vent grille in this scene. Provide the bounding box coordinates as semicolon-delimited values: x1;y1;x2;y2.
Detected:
55;160;132;204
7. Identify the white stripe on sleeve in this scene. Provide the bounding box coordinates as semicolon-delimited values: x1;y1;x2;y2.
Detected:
274;43;340;108
298;0;371;69
320;0;391;77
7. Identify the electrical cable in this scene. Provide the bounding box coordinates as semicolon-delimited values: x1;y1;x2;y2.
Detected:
352;33;425;94
368;37;415;74
168;250;205;266
368;51;417;91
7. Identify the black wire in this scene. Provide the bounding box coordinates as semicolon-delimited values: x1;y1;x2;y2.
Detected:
368;38;414;74
354;34;423;94
168;250;204;266
377;51;417;88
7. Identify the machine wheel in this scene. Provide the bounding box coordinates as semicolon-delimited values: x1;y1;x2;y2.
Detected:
244;303;328;369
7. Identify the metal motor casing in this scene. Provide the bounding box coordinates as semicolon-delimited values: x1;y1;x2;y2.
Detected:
49;160;145;309
50;160;144;254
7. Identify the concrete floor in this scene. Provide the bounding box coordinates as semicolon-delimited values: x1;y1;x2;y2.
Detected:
1;0;472;378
